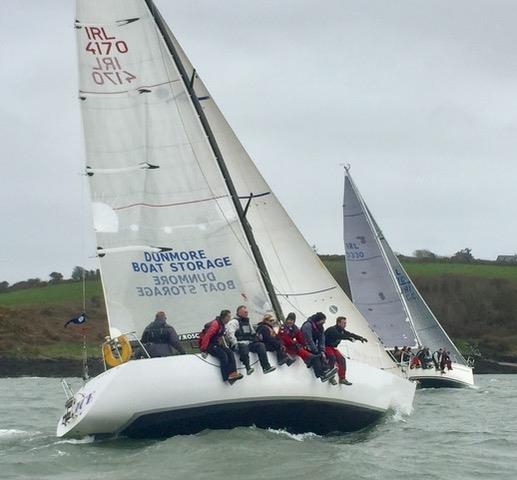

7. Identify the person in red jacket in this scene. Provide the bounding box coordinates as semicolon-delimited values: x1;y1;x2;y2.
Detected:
199;310;243;384
278;312;312;364
279;312;335;382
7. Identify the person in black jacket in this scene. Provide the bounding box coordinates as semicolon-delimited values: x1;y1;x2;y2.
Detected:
256;314;295;367
300;312;337;382
324;316;367;385
141;311;186;357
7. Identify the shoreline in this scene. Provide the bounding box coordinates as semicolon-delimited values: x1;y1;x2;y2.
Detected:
0;357;104;378
1;356;516;378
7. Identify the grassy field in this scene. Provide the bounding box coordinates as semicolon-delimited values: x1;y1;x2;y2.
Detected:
402;262;517;281
321;255;517;282
2;261;516;309
0;280;103;307
1;260;516;360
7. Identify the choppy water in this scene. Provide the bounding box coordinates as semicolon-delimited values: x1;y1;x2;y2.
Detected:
0;375;515;480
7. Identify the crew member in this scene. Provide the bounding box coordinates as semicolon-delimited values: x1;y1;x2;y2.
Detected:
440;350;453;373
199;310;243;384
278;313;313;363
225;305;276;375
256;314;295;367
324;316;367;385
432;348;443;371
300;312;337;382
141;311;186;357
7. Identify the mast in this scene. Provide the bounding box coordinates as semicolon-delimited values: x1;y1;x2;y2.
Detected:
345;167;421;347
144;0;284;321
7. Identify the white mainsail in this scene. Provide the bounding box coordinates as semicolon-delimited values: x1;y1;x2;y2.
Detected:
76;0;270;337
343;170;466;364
162;17;394;370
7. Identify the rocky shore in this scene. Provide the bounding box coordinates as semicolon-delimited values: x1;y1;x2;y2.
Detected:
0;357;104;378
1;356;515;378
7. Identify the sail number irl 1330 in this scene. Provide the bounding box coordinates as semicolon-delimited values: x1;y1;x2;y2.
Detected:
84;26;136;86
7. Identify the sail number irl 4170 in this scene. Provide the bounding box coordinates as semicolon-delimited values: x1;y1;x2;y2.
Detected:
84;26;136;86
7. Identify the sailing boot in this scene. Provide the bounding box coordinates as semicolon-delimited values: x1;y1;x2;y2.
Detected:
304;354;315;368
320;367;338;382
228;371;244;385
339;378;353;386
285;357;296;367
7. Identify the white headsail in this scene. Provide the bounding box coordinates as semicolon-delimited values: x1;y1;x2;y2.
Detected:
162;17;394;369
343;170;466;364
76;0;269;336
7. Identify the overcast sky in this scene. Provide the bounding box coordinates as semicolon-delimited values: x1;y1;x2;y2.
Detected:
1;0;516;283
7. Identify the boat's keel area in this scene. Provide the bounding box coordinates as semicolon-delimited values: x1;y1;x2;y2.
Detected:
122;399;383;438
57;354;415;439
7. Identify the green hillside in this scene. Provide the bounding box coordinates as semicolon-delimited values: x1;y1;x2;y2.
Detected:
1;259;516;363
0;281;103;307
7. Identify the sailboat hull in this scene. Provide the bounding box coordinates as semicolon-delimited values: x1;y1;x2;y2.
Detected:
409;362;474;388
121;399;382;438
57;354;415;438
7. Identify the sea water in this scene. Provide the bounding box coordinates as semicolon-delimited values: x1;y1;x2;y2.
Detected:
0;375;515;480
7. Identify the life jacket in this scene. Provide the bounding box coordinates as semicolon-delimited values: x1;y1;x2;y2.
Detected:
235;316;255;342
197;318;224;349
280;324;298;339
197;321;211;349
279;324;303;349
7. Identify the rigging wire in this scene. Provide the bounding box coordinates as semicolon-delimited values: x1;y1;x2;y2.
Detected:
80;169;89;382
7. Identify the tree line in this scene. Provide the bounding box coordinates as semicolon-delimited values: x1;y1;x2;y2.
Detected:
0;267;100;293
404;247;515;265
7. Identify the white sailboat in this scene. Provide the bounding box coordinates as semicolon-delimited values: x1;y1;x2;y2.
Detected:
56;0;415;438
342;168;474;388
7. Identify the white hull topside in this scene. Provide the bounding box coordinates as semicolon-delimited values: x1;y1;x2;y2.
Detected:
57;352;415;438
408;362;474;388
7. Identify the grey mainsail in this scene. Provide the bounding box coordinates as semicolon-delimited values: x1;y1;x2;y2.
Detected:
343;170;466;364
343;174;418;348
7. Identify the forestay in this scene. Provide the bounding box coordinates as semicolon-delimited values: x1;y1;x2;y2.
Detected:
343;174;418;348
76;0;269;337
160;15;394;369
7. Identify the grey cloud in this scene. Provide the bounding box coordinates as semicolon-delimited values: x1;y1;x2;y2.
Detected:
1;0;516;283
